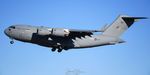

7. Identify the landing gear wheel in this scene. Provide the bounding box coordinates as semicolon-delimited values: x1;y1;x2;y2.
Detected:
58;49;62;53
10;41;14;44
58;46;63;53
51;48;56;52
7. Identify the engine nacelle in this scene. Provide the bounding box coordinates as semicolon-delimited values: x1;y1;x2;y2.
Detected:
51;28;70;37
37;28;51;36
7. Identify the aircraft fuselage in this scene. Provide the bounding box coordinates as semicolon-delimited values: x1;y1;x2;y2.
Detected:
4;25;123;52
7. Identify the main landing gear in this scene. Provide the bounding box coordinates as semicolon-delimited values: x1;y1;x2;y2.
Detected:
51;46;63;53
51;48;56;52
58;46;63;53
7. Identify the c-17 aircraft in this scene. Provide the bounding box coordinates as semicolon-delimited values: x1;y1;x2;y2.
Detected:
4;15;147;52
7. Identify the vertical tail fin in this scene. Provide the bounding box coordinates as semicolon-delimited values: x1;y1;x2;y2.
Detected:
102;15;147;37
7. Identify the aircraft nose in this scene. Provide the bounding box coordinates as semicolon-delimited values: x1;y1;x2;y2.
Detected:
4;28;8;35
4;28;10;37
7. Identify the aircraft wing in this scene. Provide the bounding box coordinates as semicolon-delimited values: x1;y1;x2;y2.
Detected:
69;24;107;33
67;30;93;39
64;24;107;39
69;29;102;33
67;29;102;39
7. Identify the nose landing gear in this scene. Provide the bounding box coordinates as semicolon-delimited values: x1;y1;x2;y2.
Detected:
10;41;14;44
10;38;14;44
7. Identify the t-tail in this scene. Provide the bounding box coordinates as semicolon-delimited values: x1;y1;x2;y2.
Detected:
102;15;147;37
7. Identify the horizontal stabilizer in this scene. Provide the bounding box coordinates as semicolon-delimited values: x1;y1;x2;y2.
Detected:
122;17;148;19
122;17;148;27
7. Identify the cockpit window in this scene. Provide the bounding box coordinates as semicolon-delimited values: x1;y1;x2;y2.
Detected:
10;26;15;29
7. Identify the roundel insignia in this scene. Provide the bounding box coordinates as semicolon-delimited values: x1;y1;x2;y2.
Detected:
116;25;119;29
94;38;97;41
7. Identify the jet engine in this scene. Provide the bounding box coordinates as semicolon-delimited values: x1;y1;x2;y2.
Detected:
51;28;70;37
37;28;51;36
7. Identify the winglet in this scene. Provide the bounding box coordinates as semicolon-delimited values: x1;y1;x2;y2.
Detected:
100;24;107;31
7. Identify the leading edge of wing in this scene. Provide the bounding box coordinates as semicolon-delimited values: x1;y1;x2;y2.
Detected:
69;29;103;33
69;24;107;33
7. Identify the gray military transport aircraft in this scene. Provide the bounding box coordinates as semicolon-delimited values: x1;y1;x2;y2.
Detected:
4;15;147;52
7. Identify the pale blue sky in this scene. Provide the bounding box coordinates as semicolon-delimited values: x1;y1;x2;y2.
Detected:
0;0;150;75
